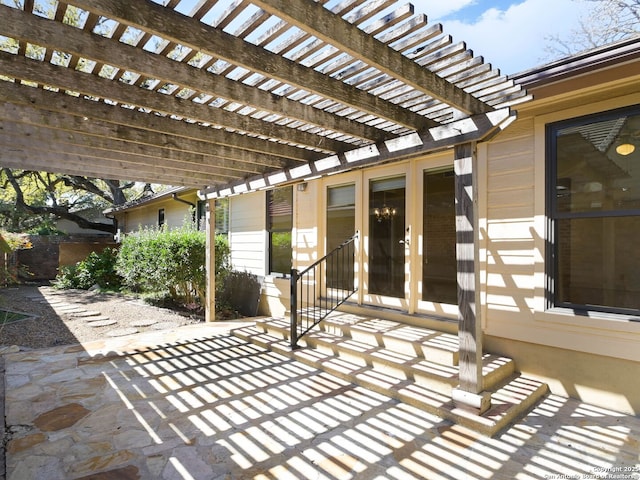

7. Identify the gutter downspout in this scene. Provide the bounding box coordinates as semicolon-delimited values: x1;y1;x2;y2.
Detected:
172;193;196;223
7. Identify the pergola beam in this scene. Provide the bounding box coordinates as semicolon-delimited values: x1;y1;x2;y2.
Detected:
67;0;436;131
0;122;253;179
203;108;514;198
0;149;213;188
253;0;491;116
0;81;320;165
1;5;388;145
0;103;293;173
0;52;349;154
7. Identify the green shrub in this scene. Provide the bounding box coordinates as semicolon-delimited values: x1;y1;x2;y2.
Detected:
53;248;122;290
116;226;230;306
214;234;231;278
217;270;263;317
53;264;79;289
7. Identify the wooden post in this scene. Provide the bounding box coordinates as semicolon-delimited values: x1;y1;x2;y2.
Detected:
452;142;491;414
205;198;216;323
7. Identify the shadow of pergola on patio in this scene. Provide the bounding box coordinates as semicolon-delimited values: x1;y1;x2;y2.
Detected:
4;326;639;479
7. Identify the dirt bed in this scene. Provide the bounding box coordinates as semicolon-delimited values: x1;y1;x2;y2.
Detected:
0;285;204;350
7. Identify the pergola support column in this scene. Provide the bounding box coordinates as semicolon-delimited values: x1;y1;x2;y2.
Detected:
205;198;216;323
452;142;491;414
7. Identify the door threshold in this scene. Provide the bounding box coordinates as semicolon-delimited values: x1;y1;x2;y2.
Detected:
336;301;458;334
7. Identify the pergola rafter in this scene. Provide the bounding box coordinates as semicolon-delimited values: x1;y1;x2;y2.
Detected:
0;0;530;190
0;0;534;412
253;0;489;116
2;5;388;145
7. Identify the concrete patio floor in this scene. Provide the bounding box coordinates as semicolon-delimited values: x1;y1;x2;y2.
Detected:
3;322;639;480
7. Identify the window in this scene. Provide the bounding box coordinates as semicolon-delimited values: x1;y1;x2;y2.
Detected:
327;184;355;290
422;169;457;304
158;208;165;227
214;198;229;236
196;200;207;231
267;186;293;275
547;105;640;314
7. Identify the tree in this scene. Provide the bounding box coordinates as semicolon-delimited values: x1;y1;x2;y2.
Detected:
546;0;640;57
0;169;155;234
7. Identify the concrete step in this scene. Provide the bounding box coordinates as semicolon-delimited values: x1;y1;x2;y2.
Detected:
232;319;548;437
263;314;460;366
321;313;461;366
254;318;515;395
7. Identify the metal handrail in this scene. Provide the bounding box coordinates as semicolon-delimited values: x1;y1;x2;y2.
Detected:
290;232;358;349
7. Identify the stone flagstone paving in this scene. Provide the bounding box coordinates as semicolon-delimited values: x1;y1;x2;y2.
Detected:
24;289;180;341
3;323;639;479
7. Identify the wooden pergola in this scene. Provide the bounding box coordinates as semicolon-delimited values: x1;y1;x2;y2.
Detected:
0;0;531;412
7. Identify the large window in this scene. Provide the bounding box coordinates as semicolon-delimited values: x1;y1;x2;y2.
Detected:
422;169;457;305
267;186;293;276
547;105;640;314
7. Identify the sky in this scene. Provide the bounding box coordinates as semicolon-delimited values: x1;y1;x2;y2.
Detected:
168;0;597;76
409;0;595;75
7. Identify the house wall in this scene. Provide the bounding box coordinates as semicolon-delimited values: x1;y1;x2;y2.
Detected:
116;192;198;233
218;66;640;415
228;192;266;276
227;192;280;316
480;73;640;414
224;182;320;318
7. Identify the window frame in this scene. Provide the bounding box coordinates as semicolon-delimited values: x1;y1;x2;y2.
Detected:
213;198;229;236
158;208;165;227
546;103;640;317
266;186;293;277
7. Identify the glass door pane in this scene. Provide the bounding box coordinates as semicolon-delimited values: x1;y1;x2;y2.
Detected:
369;176;406;298
327;184;356;290
422;169;457;304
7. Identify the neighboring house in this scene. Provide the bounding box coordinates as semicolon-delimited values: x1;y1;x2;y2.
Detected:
17;208;115;281
204;37;640;415
55;207;114;235
105;187;209;235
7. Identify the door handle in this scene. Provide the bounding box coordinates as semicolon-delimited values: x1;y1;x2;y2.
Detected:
400;226;411;246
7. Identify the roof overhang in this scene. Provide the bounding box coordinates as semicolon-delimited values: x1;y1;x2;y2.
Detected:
201;107;515;198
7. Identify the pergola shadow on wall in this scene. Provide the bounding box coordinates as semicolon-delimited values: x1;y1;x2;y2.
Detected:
0;0;531;407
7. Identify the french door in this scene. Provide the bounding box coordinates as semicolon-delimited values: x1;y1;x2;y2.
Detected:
323;157;458;319
362;167;410;310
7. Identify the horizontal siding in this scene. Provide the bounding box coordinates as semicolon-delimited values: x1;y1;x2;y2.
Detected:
486;272;536;289
486;221;535;240
487;153;533;176
488;188;534;209
487;135;534;160
294;184;318;270
485;292;535;311
485;121;538;321
492;116;534;139
229;193;266;277
487;205;534;221
487;169;534;191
